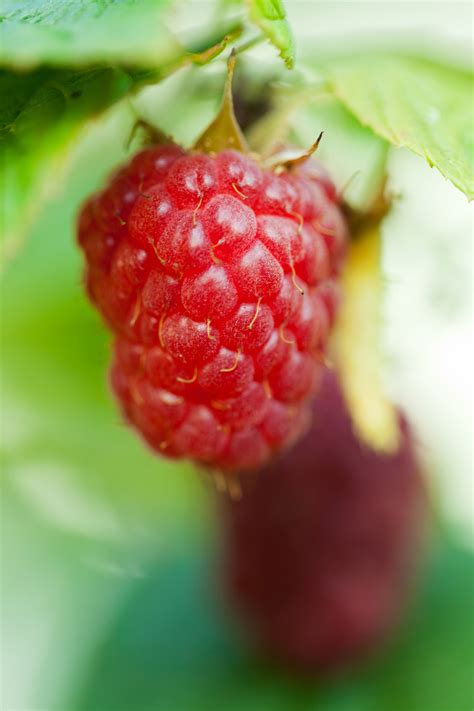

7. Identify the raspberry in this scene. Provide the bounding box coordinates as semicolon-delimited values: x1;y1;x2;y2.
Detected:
78;142;347;472
221;371;427;672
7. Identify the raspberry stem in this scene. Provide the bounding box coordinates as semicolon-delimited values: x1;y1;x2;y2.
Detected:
194;51;249;154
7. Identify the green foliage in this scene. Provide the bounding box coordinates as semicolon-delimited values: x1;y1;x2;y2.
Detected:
0;3;238;263
1;2;472;264
322;54;474;199
73;540;474;711
0;0;179;68
0;66;162;263
245;0;295;68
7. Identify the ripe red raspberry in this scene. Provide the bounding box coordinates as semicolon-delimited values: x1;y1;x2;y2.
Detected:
78;143;347;472
221;371;427;672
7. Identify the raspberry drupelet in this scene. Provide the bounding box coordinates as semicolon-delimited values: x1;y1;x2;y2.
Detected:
78;143;347;472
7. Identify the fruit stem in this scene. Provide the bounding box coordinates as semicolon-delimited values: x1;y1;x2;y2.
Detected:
234;34;266;55
194;50;250;154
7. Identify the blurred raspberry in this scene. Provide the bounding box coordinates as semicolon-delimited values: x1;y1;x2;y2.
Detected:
78;144;347;472
222;371;427;671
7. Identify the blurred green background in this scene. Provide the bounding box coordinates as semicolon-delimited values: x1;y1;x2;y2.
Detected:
1;2;473;709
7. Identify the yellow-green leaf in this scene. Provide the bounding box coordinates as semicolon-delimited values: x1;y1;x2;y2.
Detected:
323;54;474;199
0;0;179;69
246;0;294;68
0;35;235;265
0;67;164;265
333;211;400;453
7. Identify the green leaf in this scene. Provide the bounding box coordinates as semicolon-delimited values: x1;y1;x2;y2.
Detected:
72;539;474;711
322;54;474;199
1;66;157;263
0;0;180;69
246;0;294;69
0;36;236;264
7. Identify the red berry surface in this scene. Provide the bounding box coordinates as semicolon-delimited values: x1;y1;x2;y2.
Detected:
221;371;427;672
78;144;347;471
